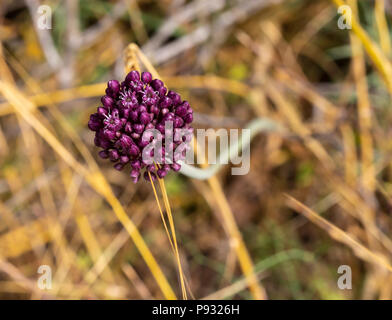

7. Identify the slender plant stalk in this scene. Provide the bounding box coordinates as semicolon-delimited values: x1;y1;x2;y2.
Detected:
148;174;175;251
374;0;391;57
149;172;187;299
156;176;188;300
348;0;375;191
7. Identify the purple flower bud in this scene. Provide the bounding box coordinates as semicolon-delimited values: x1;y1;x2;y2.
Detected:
88;114;101;131
141;72;152;84
125;122;133;133
120;134;133;149
181;101;190;110
103;129;116;140
99;150;109;159
142;86;158;106
160;97;172;109
133;123;144;134
138;105;147;113
138;139;149;148
114;163;124;171
131;174;140;183
107;80;120;96
109;149;119;161
147;164;156;172
120;155;130;164
139;112;151;125
158;86;167;96
100;138;111;149
167;91;181;105
94;136;101;147
129;144;140;157
97;107;107;117
130;168;140;178
162;112;175;123
157;168;167;179
174;116;184;128
184;112;193;124
156;123;165;134
130;169;141;183
171;163;181;172
106;117;122;131
145;123;155;130
175;104;188;117
129;80;143;92
125;70;140;82
129;110;138;122
120;90;137;109
101;95;114;108
122;108;130;118
150;106;160;115
131;133;140;139
151;79;164;90
131;160;142;170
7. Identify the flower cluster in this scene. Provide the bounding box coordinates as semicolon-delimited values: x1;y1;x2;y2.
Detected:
88;71;193;183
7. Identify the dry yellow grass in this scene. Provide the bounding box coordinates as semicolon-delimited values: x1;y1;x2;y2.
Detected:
1;0;392;300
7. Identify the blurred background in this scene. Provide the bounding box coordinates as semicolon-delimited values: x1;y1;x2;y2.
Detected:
0;0;392;300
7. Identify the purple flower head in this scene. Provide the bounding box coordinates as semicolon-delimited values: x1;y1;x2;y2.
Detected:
88;71;194;182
